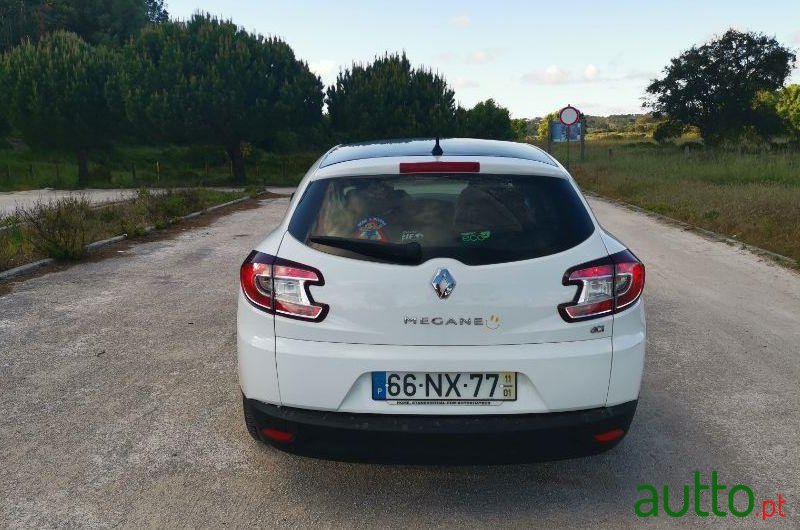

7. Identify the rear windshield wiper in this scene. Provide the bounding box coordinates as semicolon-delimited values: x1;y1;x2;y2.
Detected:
308;236;422;265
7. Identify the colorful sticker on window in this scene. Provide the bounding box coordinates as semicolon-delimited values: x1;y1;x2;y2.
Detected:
401;230;424;242
461;230;491;243
354;217;387;241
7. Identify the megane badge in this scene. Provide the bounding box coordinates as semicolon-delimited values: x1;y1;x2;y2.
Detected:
431;268;456;299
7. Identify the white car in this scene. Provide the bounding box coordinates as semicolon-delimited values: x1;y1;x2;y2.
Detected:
238;138;645;461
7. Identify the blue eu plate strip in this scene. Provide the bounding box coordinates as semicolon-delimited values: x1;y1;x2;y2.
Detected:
371;372;387;400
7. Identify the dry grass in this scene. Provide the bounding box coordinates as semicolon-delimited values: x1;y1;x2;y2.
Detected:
0;188;245;272
554;141;800;264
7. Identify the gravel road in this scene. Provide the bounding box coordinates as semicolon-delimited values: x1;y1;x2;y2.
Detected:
1;195;798;528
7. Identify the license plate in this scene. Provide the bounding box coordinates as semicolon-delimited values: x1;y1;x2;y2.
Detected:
371;371;517;404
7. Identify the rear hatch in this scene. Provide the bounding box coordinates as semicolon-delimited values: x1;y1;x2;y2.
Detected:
272;167;612;346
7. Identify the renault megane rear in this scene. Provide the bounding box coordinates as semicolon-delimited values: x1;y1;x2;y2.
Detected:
237;138;645;461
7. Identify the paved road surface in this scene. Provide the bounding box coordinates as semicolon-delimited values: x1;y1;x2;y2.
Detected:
1;196;798;528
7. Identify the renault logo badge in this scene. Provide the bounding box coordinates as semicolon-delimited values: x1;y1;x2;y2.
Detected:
431;268;456;299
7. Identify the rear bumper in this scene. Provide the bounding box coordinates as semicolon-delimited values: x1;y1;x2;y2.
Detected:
247;398;638;463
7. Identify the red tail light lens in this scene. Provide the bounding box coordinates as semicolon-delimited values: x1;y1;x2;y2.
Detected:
240;251;328;322
399;161;480;173
558;250;645;322
614;260;646;311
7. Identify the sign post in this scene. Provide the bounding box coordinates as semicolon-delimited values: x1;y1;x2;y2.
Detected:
558;105;580;169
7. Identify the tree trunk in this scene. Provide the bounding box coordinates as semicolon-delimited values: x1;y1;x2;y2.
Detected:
227;144;246;184
77;148;89;188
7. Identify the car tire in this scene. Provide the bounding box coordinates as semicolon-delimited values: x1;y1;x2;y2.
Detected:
242;394;263;443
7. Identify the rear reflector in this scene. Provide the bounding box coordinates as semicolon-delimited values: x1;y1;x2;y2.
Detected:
399;161;480;173
261;427;295;444
593;428;625;443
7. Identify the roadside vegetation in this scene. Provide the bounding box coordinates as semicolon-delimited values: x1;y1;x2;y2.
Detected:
0;5;516;188
1;4;799;271
552;139;800;265
0;188;246;272
0;144;319;191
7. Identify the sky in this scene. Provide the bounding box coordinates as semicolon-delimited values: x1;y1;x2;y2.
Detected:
167;0;800;118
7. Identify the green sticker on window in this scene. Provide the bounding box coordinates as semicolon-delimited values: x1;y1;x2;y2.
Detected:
461;230;491;243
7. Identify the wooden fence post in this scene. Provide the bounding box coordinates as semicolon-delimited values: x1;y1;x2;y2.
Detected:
579;115;586;161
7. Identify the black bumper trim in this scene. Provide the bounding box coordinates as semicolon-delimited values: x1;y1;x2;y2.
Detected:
251;399;637;435
246;399;638;462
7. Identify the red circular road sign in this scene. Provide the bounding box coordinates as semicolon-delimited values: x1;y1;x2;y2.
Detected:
559;105;581;126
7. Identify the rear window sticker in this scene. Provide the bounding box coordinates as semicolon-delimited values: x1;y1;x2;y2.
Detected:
354;216;387;241
461;230;491;243
401;230;424;242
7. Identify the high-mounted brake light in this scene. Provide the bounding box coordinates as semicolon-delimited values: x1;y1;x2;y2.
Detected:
558;250;645;322
240;251;328;322
399;161;480;173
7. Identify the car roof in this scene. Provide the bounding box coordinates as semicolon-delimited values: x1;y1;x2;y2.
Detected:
318;138;558;168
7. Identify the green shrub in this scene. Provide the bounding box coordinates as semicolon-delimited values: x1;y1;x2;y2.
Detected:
652;121;684;143
15;197;99;260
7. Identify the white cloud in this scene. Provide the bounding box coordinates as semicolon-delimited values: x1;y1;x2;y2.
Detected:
522;65;570;85
449;15;470;28
433;51;456;63
793;30;800;45
522;64;654;86
453;77;479;89
309;59;337;77
468;50;493;64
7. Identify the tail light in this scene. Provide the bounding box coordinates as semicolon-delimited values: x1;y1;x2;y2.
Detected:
558;250;645;322
399;161;480;173
240;251;328;322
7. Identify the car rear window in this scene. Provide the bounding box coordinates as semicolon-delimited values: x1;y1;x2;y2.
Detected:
287;174;595;266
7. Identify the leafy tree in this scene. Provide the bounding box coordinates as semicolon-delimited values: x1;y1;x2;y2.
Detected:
461;99;515;140
326;53;458;142
47;0;149;45
536;112;557;143
652;120;684;143
122;14;323;183
0;31;121;185
145;0;168;23
0;0;165;52
776;84;800;138
749;90;785;139
510;118;530;141
751;84;800;139
0;113;9;139
0;0;39;52
645;29;796;144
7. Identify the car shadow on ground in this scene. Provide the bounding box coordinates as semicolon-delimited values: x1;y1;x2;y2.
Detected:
241;388;750;522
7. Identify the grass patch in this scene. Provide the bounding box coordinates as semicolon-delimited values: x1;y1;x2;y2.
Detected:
0;187;246;272
549;140;800;264
0;142;320;191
